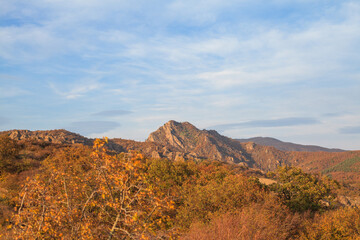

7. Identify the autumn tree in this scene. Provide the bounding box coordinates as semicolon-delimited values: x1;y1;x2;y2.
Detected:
12;139;174;239
176;174;268;228
269;166;339;212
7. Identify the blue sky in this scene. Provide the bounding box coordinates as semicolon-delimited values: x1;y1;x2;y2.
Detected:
1;0;360;150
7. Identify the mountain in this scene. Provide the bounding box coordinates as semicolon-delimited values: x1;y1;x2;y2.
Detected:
2;121;360;183
236;137;345;152
146;120;289;171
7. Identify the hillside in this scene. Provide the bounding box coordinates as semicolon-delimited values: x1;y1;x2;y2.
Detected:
1;134;358;239
2;121;360;184
2;129;92;146
2;124;289;171
236;137;345;152
145;121;360;185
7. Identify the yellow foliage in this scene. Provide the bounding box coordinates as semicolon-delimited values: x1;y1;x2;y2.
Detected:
300;207;360;240
12;138;174;239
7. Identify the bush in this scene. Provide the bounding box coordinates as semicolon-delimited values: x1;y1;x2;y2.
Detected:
269;166;339;212
0;135;20;173
182;196;304;240
300;207;360;239
177;174;268;228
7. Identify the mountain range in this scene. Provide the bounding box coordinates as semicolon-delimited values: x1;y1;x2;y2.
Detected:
2;120;360;184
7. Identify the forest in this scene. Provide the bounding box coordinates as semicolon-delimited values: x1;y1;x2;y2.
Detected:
0;134;359;239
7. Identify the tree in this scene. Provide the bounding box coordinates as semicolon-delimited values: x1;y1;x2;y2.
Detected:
177;174;268;228
13;139;174;239
269;166;339;212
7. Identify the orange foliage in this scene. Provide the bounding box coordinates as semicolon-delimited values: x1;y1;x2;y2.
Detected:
182;196;303;240
176;174;268;228
11;139;174;239
0;137;357;239
300;207;360;240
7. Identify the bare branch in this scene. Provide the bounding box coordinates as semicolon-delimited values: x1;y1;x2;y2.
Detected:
81;190;97;220
108;213;121;240
63;176;71;212
18;187;27;216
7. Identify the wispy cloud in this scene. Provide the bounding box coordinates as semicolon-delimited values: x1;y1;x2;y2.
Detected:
0;86;30;98
0;25;67;63
49;79;101;99
322;112;350;118
92;110;132;117
339;126;360;134
1;1;360;149
211;117;320;131
66;121;120;136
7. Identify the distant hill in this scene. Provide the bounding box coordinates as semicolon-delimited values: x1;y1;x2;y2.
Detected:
236;137;345;152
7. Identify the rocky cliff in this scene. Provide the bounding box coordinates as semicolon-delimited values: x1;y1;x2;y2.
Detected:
146;120;289;171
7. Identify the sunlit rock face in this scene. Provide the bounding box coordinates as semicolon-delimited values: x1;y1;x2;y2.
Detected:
146;120;289;171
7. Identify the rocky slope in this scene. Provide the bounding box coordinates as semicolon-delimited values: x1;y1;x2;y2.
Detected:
146;120;290;171
2;129;93;145
1;129;183;163
2;122;289;171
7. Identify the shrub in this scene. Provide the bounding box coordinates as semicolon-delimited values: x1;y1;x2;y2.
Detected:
300;207;360;240
177;174;268;228
182;196;303;240
0;135;21;173
269;166;339;212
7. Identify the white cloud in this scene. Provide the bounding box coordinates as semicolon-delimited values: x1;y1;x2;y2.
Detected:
0;86;30;98
190;4;360;89
0;24;81;63
1;0;360;148
165;0;240;25
49;79;101;99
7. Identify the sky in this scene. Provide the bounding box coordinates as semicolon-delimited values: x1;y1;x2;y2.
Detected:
0;0;360;150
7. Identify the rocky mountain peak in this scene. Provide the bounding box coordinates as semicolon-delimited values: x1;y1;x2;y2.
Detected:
146;120;202;150
145;120;288;170
163;120;198;131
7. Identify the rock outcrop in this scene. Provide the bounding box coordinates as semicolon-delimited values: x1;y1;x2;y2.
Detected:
3;129;93;145
146;120;289;171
